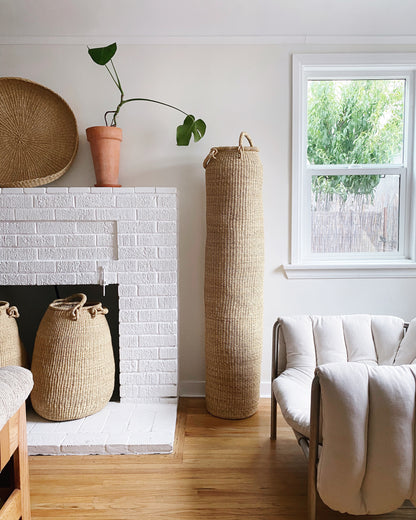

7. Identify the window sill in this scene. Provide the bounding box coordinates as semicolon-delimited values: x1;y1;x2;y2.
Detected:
283;261;416;279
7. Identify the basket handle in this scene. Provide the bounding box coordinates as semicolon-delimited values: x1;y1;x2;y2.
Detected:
238;132;254;158
89;303;109;318
54;293;87;321
6;306;19;318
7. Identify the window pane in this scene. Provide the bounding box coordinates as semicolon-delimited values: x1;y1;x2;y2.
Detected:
311;174;399;253
307;79;405;165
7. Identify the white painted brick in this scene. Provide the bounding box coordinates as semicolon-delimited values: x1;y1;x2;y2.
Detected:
118;246;157;260
117;272;157;284
68;187;91;193
119;335;139;348
120;386;139;398
117;221;157;234
0;196;33;208
55;235;96;247
75;194;116;208
119;310;139;322
134;187;156;193
138;359;177;372
78;247;115;260
34;194;74;208
137;208;176;221
120;322;158;335
96;208;135;220
117;234;136;247
0;222;36;234
158;247;176;259
159;347;177;359
137;259;177;273
115;194;157;208
119;348;141;360
37;221;76;234
0;209;15;219
38;248;75;260
0;274;36;285
117;285;137;296
76;273;100;284
159;373;177;385
77;221;115;234
119;360;138;373
158;272;177;284
139;335;176;348
111;187;135;193
99;260;137;273
159;323;177;334
138;385;177;398
45;187;69;193
157;195;176;208
158;296;177;309
138;309;177;322
0;236;17;247
17;235;55;247
19;261;55;273
56;261;96;273
135;234;175;246
37;273;77;285
0;262;18;273
90;187;111;194
137;284;177;296
120;372;158;385
15;208;54;220
119;296;157;310
97;234;116;247
1;188;23;194
24;187;46;194
157;221;176;233
0;248;37;261
156;187;176;194
55;208;96;220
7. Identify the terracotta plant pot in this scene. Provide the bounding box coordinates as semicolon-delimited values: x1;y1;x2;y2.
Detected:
86;126;122;187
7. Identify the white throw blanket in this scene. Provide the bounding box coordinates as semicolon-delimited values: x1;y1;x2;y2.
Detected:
316;362;416;515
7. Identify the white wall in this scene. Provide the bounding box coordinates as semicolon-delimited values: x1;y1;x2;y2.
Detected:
3;1;416;396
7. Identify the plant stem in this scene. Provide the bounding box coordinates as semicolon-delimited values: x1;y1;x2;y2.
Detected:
120;98;188;117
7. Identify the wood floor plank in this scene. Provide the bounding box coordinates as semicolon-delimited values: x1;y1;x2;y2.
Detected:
28;398;415;519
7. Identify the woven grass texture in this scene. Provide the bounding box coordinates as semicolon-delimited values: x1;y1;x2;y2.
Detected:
31;294;115;421
0;302;27;368
0;77;78;187
204;133;264;419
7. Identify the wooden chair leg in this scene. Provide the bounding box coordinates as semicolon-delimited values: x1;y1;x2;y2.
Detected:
270;393;277;440
14;405;31;520
308;376;321;520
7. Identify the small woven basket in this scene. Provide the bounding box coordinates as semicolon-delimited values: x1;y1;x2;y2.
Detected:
0;77;78;187
31;293;115;421
203;132;264;419
0;302;27;368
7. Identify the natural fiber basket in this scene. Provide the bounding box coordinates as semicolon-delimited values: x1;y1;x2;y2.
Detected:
203;132;264;419
31;293;115;421
0;302;27;368
0;77;78;187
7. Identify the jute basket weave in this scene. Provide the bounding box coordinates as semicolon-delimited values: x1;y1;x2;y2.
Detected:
203;132;264;419
0;77;78;187
31;293;115;421
0;302;27;368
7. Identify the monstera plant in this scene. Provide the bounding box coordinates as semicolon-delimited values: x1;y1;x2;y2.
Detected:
86;42;206;186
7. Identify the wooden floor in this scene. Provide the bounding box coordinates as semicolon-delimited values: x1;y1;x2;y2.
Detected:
29;398;415;519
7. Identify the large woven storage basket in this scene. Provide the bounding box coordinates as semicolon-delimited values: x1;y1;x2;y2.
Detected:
203;132;264;419
31;293;115;421
0;302;27;368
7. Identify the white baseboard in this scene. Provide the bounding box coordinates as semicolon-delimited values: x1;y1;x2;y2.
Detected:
179;380;271;398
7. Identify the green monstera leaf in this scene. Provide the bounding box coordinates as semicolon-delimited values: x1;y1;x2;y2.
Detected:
176;115;207;146
88;42;117;66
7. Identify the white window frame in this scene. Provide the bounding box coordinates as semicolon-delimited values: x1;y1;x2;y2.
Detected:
285;53;416;279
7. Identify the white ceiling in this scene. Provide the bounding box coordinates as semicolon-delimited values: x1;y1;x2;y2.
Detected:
1;0;416;40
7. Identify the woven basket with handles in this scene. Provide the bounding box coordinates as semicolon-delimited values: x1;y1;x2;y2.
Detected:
31;293;115;421
203;132;264;419
0;302;27;368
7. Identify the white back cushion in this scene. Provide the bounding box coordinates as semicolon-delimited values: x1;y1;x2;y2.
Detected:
279;315;405;370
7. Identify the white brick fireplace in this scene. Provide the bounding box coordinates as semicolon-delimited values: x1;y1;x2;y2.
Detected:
0;186;178;455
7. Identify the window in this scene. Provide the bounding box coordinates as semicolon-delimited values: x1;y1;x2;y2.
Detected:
287;54;416;278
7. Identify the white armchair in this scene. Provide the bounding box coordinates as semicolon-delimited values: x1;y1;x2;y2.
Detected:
271;315;416;519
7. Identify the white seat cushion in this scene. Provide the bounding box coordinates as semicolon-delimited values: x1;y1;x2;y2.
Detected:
0;366;33;431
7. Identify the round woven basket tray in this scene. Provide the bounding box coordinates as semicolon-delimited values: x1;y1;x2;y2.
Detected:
0;77;78;187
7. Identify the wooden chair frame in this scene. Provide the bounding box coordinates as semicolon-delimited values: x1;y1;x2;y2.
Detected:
0;404;31;520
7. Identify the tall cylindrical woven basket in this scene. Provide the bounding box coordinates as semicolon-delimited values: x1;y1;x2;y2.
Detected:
203;132;264;419
31;293;115;421
0;302;27;368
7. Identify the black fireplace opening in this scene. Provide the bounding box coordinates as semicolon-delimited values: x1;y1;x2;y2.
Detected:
0;284;120;402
